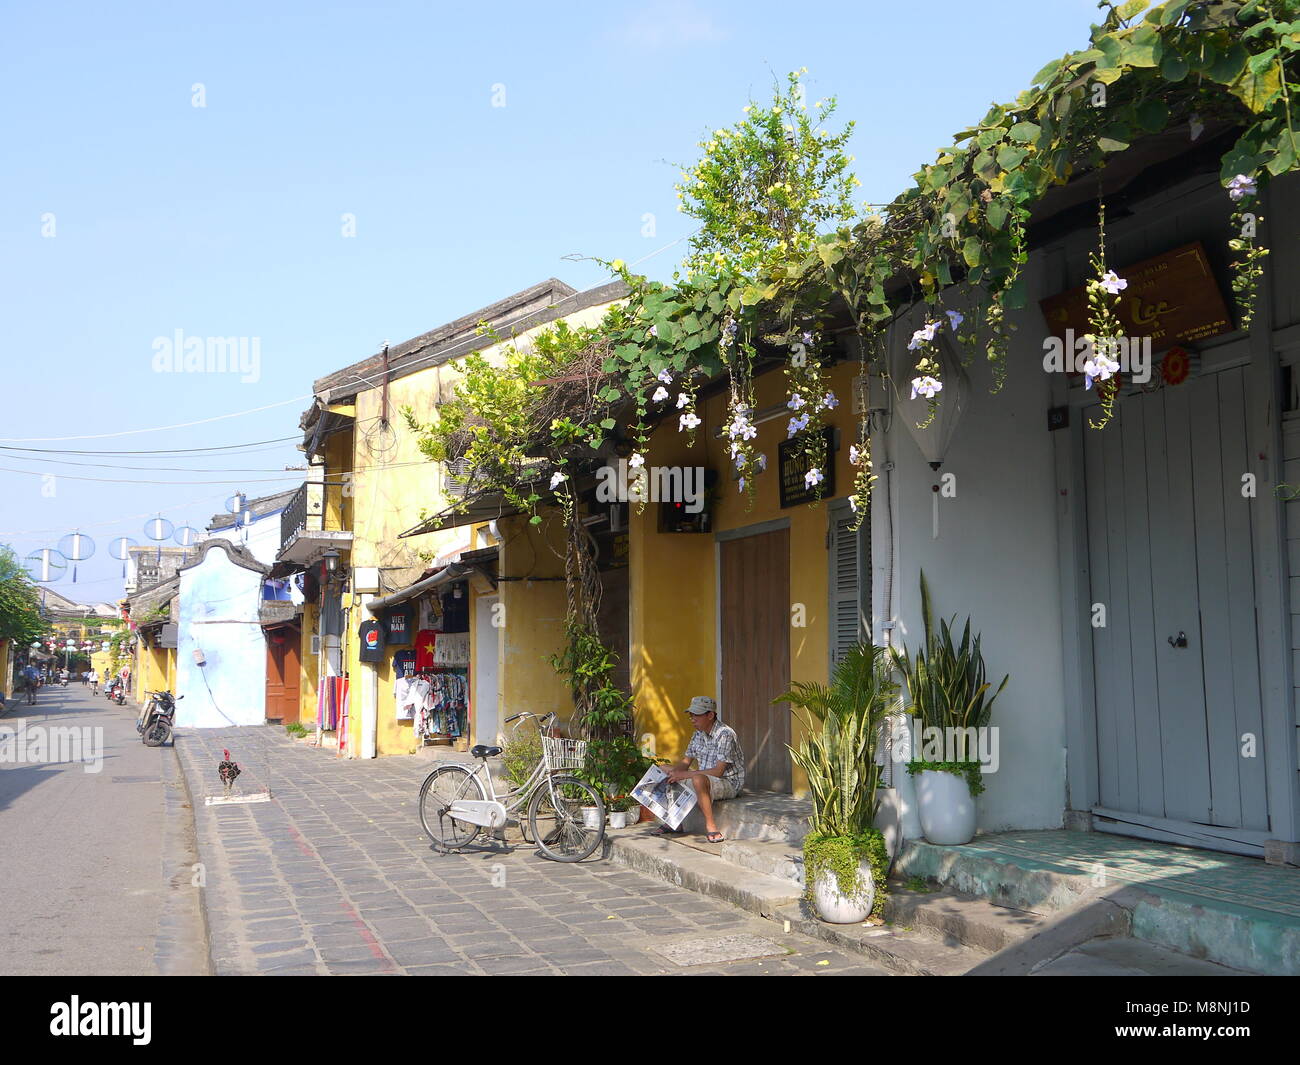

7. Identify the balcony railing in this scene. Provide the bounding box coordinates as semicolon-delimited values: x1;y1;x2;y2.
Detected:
280;482;309;555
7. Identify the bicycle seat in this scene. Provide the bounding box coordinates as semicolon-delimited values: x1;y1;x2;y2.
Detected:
470;744;502;760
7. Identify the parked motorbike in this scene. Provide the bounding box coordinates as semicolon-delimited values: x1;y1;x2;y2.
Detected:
139;690;181;747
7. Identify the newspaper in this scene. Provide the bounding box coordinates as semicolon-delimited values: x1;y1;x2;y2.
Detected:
631;764;697;830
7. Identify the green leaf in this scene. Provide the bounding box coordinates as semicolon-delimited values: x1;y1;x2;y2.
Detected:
600;358;618;374
996;145;1028;171
977;128;1004;149
1097;135;1130;153
1008;121;1040;144
1206;43;1248;85
1120;43;1159;68
1231;63;1283;113
1031;57;1063;85
1266;134;1297;176
1117;0;1147;20
1159;0;1190;26
600;418;616;430
962;237;983;268
1160;50;1189;81
1135;97;1169;131
985;198;1008;229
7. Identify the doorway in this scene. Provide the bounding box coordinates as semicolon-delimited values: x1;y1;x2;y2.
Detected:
265;625;301;725
719;524;791;793
1083;365;1269;851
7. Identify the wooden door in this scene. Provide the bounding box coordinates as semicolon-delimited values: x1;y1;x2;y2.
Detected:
1085;366;1268;840
720;528;791;792
264;627;301;724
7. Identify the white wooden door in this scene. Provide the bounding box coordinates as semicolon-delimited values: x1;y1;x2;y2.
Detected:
1084;365;1269;844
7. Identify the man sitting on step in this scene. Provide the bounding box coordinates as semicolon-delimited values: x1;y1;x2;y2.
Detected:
661;696;744;843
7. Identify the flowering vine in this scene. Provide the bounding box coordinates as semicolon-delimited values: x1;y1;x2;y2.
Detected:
1085;202;1127;430
1226;173;1269;329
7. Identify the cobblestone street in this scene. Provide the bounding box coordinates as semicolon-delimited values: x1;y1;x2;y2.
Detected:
176;727;882;976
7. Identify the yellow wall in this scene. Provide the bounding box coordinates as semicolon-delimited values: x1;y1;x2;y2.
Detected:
339;301;617;757
631;360;861;791
0;640;10;699
298;600;319;726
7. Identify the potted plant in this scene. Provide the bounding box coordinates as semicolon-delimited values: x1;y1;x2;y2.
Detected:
890;572;1008;846
781;643;896;924
607;796;634;829
581;735;652;828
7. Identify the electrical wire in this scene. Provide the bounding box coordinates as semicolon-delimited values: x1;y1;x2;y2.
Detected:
0;435;300;456
0;466;304;486
0;396;312;443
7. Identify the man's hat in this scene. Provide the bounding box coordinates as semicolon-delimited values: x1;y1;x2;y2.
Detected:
686;696;717;717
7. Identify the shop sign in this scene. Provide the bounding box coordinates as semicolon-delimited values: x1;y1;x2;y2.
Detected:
779;427;836;509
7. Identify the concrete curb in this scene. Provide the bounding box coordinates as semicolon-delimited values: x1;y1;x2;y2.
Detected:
157;739;214;975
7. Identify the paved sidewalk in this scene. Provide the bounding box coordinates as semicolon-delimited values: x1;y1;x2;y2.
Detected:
175;726;884;976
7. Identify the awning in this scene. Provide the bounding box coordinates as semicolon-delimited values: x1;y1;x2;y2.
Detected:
365;563;475;614
397;492;516;539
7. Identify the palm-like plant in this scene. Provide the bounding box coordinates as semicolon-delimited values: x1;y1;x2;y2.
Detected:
780;642;898;838
890;571;1008;748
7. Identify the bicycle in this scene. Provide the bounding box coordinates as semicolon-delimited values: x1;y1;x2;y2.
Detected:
417;711;605;863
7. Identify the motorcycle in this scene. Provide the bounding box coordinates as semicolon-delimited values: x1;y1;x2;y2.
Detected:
139;690;180;747
106;678;126;705
58;675;69;688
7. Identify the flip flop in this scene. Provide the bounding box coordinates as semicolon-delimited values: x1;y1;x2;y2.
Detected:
706;831;725;843
655;825;684;836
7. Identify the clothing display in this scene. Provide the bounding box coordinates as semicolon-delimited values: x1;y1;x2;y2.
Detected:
394;671;418;721
358;619;384;662
318;674;349;731
413;629;439;671
384;604;413;645
412;671;468;739
393;648;416;677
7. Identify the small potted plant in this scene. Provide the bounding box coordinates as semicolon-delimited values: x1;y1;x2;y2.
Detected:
607;796;634;829
581;735;652;829
781;643;896;924
890;572;1008;846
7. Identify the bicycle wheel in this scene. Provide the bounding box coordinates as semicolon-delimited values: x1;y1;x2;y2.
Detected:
528;775;605;863
418;765;486;853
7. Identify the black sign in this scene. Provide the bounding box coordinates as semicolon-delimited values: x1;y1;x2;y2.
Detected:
779;427;836;508
1047;406;1069;431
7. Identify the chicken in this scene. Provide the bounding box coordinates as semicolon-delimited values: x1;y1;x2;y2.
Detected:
218;749;241;796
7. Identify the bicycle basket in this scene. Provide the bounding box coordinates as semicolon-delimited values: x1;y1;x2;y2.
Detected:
542;735;587;771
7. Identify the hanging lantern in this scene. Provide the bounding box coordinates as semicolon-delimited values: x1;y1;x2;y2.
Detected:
57;531;95;584
24;548;67;583
144;515;174;563
109;536;137;579
174;525;200;549
894;327;970;540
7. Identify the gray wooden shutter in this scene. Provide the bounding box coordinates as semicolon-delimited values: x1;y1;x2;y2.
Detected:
828;497;869;669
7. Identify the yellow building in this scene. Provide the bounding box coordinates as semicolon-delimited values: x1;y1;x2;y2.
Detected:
278;279;623;757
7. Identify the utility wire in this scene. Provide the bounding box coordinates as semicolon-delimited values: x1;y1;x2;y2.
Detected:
0;435;300;456
0;396;312;443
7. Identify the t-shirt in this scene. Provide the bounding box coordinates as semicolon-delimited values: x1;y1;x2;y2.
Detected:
392;648;417;678
685;722;745;793
394;674;418;720
385;605;413;645
413;629;439;671
358;620;384;663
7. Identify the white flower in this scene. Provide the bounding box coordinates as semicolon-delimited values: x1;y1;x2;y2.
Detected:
729;441;742;459
652;386;669;403
727;414;756;441
786;413;809;437
647;324;659;338
804;467;824;489
738;477;746;493
910;376;943;400
821;392;839;410
679;412;701;431
755;453;767;472
946;309;964;330
549;471;567;490
629;453;645;469
676;392;690;409
657;368;673;384
848;496;858;513
849;444;861;466
1099;271;1128;296
1082;342;1120;389
787;393;806;410
1227;174;1257;202
908;321;942;351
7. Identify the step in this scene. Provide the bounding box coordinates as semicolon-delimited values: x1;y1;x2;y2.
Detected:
883;883;1051;955
895;837;1300;975
1031;936;1253;976
606;827;801;917
775;902;988;976
670;833;804;885
678;791;813;845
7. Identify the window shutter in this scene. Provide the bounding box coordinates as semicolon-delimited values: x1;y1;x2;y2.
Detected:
828;497;869;669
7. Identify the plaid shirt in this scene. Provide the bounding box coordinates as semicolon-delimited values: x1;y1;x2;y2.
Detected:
685;722;744;792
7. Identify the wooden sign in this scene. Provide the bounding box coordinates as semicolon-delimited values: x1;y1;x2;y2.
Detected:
1039;242;1232;353
779;427;836;509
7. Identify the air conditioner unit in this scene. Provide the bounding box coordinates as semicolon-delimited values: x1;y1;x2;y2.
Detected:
443;457;472;499
310;634;321;656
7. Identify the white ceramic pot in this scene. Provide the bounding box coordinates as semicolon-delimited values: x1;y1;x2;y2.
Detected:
608;810;628;829
916;768;976;845
582;806;602;830
812;865;875;924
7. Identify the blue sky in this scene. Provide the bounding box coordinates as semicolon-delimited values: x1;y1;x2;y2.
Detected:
0;0;1103;599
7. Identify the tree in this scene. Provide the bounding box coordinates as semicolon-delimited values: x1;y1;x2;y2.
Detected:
0;546;48;649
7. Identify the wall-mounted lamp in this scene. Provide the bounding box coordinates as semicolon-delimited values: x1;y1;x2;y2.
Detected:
322;549;340;579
